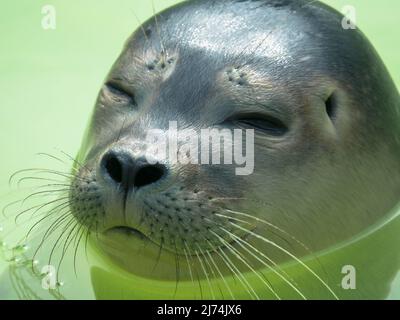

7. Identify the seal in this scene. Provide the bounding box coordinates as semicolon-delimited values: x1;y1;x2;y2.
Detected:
69;0;400;290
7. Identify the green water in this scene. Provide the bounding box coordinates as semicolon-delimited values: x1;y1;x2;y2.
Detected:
1;0;399;299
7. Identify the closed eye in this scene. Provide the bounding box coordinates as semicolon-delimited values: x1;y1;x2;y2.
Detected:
226;113;288;136
103;81;137;107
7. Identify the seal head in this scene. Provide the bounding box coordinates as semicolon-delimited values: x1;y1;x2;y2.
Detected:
69;0;400;280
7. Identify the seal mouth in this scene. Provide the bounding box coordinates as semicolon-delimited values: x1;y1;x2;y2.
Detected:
106;226;148;241
104;226;170;254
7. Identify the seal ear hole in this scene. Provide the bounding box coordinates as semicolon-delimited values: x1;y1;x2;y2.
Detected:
325;92;338;121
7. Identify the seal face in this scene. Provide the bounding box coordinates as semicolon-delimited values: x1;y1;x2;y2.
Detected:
69;0;400;280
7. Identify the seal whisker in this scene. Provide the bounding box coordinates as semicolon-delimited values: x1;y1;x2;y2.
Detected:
16;176;68;186
151;0;167;60
210;196;273;208
0;204;69;259
57;150;88;173
151;236;164;274
21;188;71;207
31;207;74;268
229;222;339;300
37;206;73;248
184;242;203;300
23;199;72;239
2;199;23;218
0;202;67;258
84;218;95;262
191;229;254;299
194;248;215;300
197;242;225;300
47;215;76;267
204;243;235;300
123;4;150;43
206;238;236;300
214;211;295;256
183;246;196;294
3;194;67;222
9;168;77;186
35;183;72;189
7;198;72;245
36;152;74;169
14;196;70;226
301;0;320;8
211;230;279;300
222;208;331;279
115;115;128;144
219;225;306;300
215;245;259;300
72;216;91;277
215;213;253;226
61;219;81;258
57;219;82;278
224;208;316;257
238;29;275;69
36;149;82;171
173;240;181;298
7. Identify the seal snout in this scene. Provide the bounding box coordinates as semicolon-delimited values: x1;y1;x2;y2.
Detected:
100;150;167;194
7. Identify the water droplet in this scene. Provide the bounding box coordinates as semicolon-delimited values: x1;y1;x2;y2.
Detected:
14;258;31;267
12;244;28;255
17;259;34;267
10;256;21;264
57;281;64;287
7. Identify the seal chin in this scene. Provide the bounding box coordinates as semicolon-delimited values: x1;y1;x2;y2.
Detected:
96;225;178;280
96;224;212;281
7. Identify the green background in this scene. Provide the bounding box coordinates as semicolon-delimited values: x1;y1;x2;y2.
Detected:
0;0;399;299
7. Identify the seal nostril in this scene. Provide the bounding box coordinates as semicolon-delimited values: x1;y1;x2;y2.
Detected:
134;164;166;188
101;151;166;191
104;155;123;184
